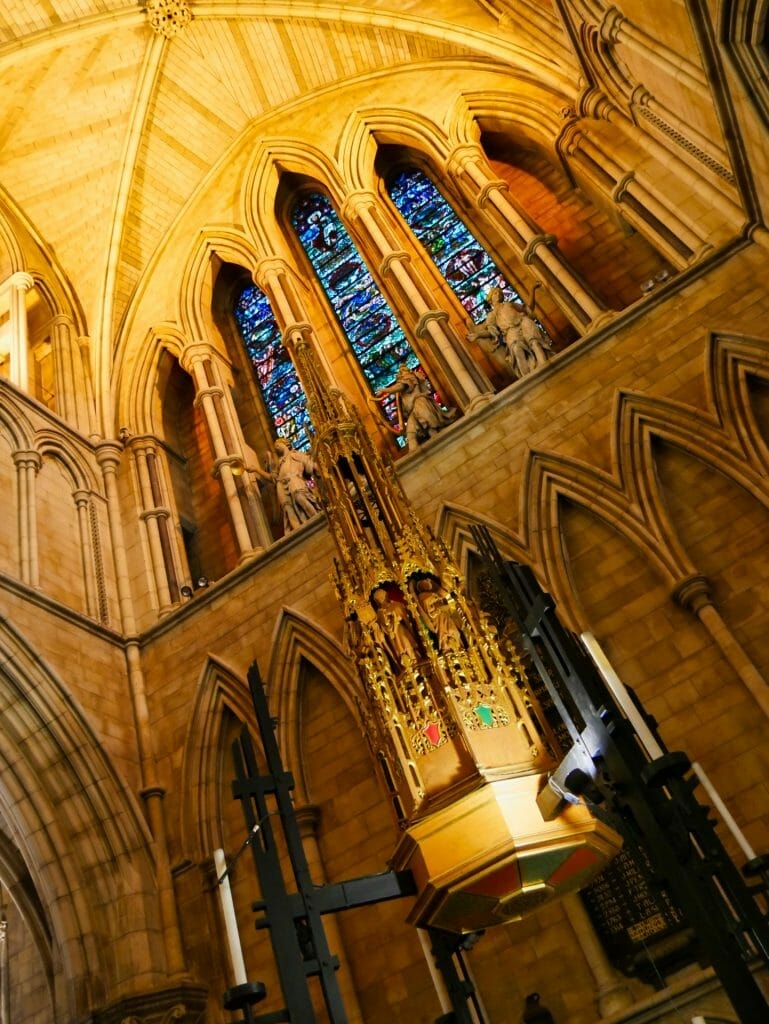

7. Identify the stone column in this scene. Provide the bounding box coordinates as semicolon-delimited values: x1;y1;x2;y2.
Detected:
73;489;98;619
447;143;608;331
674;575;769;719
559;119;710;268
50;314;96;434
253;256;339;385
50;314;78;426
294;805;365;1023
128;436;179;609
341;190;492;409
77;335;99;439
12;449;41;587
600;6;706;97
96;440;188;979
181;343;269;558
6;272;33;391
562;894;634;1017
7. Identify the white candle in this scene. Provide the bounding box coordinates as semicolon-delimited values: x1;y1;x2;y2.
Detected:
580;631;757;862
691;762;756;861
213;848;248;986
580;631;663;759
417;928;452;1013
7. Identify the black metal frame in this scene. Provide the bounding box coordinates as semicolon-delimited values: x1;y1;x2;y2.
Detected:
471;525;769;1022
225;662;493;1022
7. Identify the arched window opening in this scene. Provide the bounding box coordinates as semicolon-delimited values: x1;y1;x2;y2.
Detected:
292;191;444;444
233;283;312;452
159;351;236;583
387;166;515;324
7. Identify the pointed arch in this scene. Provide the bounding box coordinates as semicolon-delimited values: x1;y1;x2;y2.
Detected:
708;331;769;474
0;389;34;451
268;609;362;805
522;447;694;627
450;89;575;153
0;616;159;1018
178;656;256;865
242;138;349;254
178;227;262;345
433;501;531;578
337;107;451;192
115;323;187;436
34;430;100;493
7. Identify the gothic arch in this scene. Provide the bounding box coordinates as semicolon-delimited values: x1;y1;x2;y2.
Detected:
0;827;53;1001
451;89;573;153
117;324;188;437
178;228;262;346
34;430;99;493
337;107;452;193
0;617;159;1020
433;502;530;579
268;609;362;805
720;0;769;125
522;447;692;627
242;138;349;255
178;656;256;865
708;331;769;473
0;207;23;275
0;390;34;450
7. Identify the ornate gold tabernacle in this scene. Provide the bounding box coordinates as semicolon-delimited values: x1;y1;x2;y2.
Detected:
290;331;621;932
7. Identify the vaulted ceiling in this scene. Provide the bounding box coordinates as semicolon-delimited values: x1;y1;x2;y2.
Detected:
0;2;582;350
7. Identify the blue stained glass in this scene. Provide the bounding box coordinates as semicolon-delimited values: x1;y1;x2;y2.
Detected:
292;192;432;443
388;168;520;322
233;284;312;452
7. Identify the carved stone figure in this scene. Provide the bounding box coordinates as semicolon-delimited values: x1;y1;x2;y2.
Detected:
268;440;322;533
467;285;552;380
415;578;464;653
371;587;419;668
373;365;457;450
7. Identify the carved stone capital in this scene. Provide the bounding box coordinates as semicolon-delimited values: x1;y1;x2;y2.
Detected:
340;189;378;222
578;86;615;121
611;171;636;203
599;5;625;45
6;271;34;292
213;454;243;478
192;385;224;409
671;574;712;614
125;434;159;455
281;321;314;349
83;984;207;1024
477;179;509;209
95;441;124;472
294;803;322;839
379;250;410;276
139;508;171;523
445;142;485;179
72;489;92;508
415;309;450;338
179;341;215;375
12;449;41;472
522;233;556;265
252;255;291;290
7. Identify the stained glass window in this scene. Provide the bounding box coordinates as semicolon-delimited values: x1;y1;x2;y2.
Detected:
388;167;519;323
292;192;436;442
233;284;312;451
